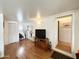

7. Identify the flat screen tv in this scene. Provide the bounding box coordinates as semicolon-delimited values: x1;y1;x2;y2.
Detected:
35;29;46;39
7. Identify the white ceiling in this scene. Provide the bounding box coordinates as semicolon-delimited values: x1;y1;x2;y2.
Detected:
0;0;79;20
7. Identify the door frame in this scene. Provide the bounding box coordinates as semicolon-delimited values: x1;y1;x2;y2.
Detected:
54;12;75;58
57;14;73;51
8;21;19;44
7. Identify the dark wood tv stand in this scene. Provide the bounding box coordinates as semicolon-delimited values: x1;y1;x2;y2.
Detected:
35;37;51;50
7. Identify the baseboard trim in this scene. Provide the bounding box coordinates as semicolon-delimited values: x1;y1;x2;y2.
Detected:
53;48;73;58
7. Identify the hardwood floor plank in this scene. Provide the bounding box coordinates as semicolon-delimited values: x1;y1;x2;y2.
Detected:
1;39;53;59
56;41;71;53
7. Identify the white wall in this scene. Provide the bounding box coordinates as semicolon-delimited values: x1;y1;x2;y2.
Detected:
59;26;72;45
42;17;58;48
74;9;79;53
47;9;79;58
31;16;58;48
4;19;9;45
2;9;79;58
23;22;33;39
0;13;4;57
30;9;79;58
18;23;24;38
18;22;33;39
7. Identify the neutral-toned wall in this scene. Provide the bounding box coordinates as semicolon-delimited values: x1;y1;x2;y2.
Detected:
46;9;79;58
23;22;33;39
4;19;9;45
0;13;4;57
31;16;58;48
31;9;79;58
3;9;79;58
59;26;72;45
19;22;33;39
18;23;25;38
74;9;79;53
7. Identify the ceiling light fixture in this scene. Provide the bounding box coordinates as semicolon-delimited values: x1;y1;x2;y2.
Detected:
36;10;42;19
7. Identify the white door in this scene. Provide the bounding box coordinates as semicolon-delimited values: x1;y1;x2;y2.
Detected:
8;22;19;44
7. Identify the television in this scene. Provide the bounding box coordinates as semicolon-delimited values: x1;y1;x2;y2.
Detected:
35;29;46;39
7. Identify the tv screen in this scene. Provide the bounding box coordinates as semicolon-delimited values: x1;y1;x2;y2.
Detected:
35;29;46;39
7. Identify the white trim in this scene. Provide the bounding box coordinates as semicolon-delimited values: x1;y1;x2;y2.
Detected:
55;10;76;58
55;10;76;18
8;21;17;23
71;12;76;58
53;48;73;58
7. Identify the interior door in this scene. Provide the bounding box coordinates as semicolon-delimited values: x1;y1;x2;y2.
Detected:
8;22;19;44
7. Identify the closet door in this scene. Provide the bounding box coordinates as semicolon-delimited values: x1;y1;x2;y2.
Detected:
0;13;4;57
8;22;19;44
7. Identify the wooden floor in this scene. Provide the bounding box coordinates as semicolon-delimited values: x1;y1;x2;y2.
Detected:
1;39;53;59
56;41;71;53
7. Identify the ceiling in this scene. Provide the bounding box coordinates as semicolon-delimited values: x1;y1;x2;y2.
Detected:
0;0;79;20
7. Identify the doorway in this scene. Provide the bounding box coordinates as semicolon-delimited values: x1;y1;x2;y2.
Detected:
56;15;72;53
8;22;19;44
19;23;33;40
